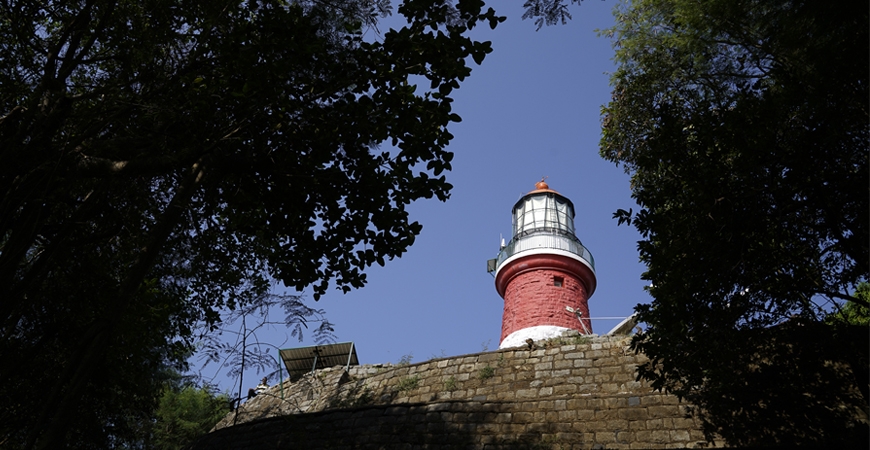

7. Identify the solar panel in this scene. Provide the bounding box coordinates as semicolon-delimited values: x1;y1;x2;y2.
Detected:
279;342;359;378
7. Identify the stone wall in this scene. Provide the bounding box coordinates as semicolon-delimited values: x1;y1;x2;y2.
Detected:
195;335;722;449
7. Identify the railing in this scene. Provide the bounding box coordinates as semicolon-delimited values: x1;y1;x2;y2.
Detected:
495;232;595;271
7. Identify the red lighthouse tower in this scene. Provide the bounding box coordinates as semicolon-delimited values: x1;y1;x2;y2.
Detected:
492;180;597;348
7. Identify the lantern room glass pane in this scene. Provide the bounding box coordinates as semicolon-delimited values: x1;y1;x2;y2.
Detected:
512;193;575;237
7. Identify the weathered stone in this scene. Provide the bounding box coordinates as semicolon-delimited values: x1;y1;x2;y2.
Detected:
198;336;720;450
649;405;680;418
619;408;650;422
554;359;574;369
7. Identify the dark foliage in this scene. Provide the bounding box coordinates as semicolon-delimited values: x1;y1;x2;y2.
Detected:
521;0;585;29
600;0;868;445
0;0;503;448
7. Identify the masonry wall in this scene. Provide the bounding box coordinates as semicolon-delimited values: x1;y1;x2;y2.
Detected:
196;335;722;449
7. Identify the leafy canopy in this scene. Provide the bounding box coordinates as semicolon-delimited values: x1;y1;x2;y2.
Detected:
0;0;503;448
601;0;868;445
151;383;231;450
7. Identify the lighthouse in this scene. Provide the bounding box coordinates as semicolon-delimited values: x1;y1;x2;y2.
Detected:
491;180;597;349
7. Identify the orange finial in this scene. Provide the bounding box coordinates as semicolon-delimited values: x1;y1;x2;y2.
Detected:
535;177;549;191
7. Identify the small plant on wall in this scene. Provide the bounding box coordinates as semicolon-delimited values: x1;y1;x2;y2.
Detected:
396;376;419;393
478;365;495;381
443;376;457;391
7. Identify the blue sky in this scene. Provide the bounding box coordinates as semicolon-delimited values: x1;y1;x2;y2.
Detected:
202;1;651;393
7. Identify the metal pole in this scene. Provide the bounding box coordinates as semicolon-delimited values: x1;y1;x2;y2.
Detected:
279;351;285;400
345;342;354;372
311;348;320;374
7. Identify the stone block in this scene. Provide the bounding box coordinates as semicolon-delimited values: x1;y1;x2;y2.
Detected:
673;417;696;429
467;411;486;423
651;429;671;443
645;419;663;430
628;419;646;431
587;350;608;359
642;395;663;406
662;395;682;405
601;365;621;374
605;419;629;431
594;431;617;443
670;430;691;442
556;432;583;442
601;383;620;392
426;403;452;412
578;384;599;393
525;422;550;433
513;412;534;423
558;410;576;421
475;387;494;396
495;391;515;401
612;373;637;384
648;405;680;418
616;431;634;444
517;389;537;399
494;412;512;423
554;359;574;369
574;409;595;420
594;409;618;420
574;358;592;367
618;408;649;421
499;422;525;434
552;422;574;432
478;353;502;362
633;429;651;441
554;384;578;395
534;362;553;370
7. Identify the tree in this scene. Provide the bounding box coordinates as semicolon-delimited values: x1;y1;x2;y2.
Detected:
521;0;584;29
0;0;503;448
151;383;231;450
827;283;870;327
599;0;868;445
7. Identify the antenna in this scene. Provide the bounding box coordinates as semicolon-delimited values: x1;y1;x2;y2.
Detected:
566;306;591;334
500;234;505;249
